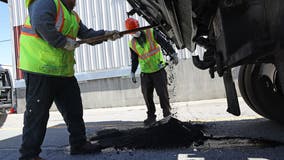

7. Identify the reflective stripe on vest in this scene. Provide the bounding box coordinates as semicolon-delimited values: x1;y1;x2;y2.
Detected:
131;29;161;60
21;0;65;37
146;29;155;50
131;39;160;60
25;0;35;7
19;0;80;77
129;29;165;73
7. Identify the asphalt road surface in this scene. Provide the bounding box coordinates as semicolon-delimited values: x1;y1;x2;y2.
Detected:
1;98;284;160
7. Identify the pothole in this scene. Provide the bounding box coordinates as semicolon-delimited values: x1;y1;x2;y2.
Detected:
90;117;284;151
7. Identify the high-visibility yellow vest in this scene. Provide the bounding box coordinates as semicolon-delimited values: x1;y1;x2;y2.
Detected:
25;0;35;7
129;29;166;73
19;0;81;77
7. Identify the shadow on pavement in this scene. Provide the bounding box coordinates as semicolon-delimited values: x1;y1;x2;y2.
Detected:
202;118;284;142
0;118;284;160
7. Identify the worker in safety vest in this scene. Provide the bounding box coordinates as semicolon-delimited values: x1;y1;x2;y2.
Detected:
125;18;179;126
19;0;122;160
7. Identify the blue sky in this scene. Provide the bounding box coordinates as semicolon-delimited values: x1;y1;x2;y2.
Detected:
0;2;12;65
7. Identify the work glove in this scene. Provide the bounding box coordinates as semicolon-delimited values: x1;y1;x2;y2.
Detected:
105;30;122;41
63;38;80;51
130;72;137;83
170;52;179;65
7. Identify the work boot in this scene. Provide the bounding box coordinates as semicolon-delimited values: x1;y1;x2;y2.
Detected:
70;141;102;155
163;109;171;117
143;116;156;126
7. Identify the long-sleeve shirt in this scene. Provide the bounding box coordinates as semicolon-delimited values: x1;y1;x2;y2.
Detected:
130;30;175;73
28;0;105;48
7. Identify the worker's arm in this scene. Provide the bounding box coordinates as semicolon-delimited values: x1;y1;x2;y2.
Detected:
153;30;175;55
130;48;139;73
130;48;139;83
28;0;109;49
77;22;106;45
28;0;66;48
154;30;179;65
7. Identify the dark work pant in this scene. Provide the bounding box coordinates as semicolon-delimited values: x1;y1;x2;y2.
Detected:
19;72;86;160
140;68;171;118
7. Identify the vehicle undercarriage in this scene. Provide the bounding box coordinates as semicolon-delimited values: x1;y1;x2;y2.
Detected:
127;0;284;123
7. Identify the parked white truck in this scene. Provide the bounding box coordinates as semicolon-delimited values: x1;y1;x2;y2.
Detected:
0;65;13;127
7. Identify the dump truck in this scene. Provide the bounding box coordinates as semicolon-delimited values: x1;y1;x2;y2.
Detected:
126;0;284;123
0;66;13;127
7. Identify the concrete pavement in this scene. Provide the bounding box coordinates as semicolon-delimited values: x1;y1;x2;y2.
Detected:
0;98;266;160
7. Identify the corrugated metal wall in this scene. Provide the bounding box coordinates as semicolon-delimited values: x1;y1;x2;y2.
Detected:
74;0;147;72
9;0;198;75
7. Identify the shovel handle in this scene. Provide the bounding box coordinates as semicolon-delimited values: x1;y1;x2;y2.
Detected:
77;24;159;45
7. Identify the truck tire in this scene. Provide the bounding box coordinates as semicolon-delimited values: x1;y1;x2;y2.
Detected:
243;63;284;123
238;65;257;112
240;64;266;117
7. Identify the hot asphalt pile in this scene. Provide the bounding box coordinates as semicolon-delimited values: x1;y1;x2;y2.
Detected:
90;117;206;150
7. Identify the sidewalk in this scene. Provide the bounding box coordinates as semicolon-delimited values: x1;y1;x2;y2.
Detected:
0;98;262;160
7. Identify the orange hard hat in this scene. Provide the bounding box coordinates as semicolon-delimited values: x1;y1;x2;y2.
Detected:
125;18;139;31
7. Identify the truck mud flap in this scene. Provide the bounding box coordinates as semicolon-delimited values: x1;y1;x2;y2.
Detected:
223;69;241;116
